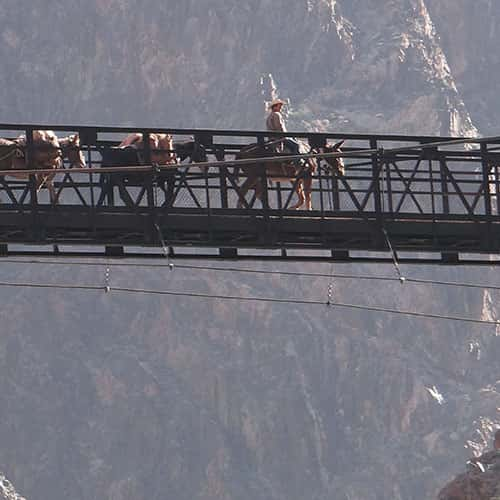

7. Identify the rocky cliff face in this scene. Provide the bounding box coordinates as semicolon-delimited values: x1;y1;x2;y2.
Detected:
0;0;488;136
0;2;500;500
438;450;500;500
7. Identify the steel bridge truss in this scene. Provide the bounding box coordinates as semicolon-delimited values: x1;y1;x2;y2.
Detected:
0;124;500;264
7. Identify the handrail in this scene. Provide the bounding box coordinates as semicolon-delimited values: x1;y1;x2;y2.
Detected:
0;122;496;144
0;134;494;176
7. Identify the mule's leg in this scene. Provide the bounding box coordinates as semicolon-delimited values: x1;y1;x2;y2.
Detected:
48;182;56;205
254;180;264;207
165;173;176;207
157;173;176;208
96;174;110;206
303;175;313;210
237;176;257;208
296;183;306;209
46;173;59;205
116;176;135;207
289;180;305;209
37;175;57;205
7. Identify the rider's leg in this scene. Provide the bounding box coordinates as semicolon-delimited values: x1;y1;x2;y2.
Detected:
283;138;300;155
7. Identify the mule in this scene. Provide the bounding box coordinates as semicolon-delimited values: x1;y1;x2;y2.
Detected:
0;132;85;204
98;135;207;206
174;140;208;164
235;139;315;210
235;139;345;210
0;131;62;203
117;132;177;165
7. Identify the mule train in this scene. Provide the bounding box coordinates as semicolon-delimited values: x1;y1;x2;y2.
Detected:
0;130;206;205
0;130;346;209
100;133;346;209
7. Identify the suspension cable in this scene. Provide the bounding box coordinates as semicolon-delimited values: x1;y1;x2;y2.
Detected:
2;257;500;291
0;278;496;327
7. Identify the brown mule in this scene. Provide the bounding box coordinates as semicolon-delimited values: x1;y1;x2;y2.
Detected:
0;131;85;204
235;139;345;210
235;140;317;210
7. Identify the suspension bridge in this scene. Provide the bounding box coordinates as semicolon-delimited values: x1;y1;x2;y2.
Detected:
1;123;499;265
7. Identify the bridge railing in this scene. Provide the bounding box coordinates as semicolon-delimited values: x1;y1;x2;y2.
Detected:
0;124;499;222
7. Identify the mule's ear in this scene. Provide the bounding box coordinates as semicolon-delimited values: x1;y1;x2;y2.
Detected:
333;140;345;150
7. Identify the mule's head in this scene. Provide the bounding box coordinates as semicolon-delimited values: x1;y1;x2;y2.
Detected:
192;142;208;163
60;134;86;168
174;139;209;163
192;143;210;173
320;140;345;175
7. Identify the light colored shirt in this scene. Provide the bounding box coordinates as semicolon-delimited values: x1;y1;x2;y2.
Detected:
266;111;287;133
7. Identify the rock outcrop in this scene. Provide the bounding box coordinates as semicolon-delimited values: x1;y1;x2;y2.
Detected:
0;473;26;500
438;451;500;500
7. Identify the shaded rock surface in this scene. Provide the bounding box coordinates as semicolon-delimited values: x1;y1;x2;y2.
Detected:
438;451;500;500
0;262;499;500
0;2;499;500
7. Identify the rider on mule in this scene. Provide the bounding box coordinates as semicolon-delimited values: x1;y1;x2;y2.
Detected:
266;98;300;156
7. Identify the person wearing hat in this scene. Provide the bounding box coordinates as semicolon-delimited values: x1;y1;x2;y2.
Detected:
266;98;287;134
266;98;300;155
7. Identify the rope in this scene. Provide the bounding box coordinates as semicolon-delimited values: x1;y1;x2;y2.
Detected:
0;148;18;163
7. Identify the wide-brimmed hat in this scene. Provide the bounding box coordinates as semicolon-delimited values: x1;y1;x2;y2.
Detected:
268;98;286;109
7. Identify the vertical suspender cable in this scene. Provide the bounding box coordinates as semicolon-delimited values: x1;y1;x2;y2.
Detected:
379;149;405;283
326;158;335;305
154;222;174;270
